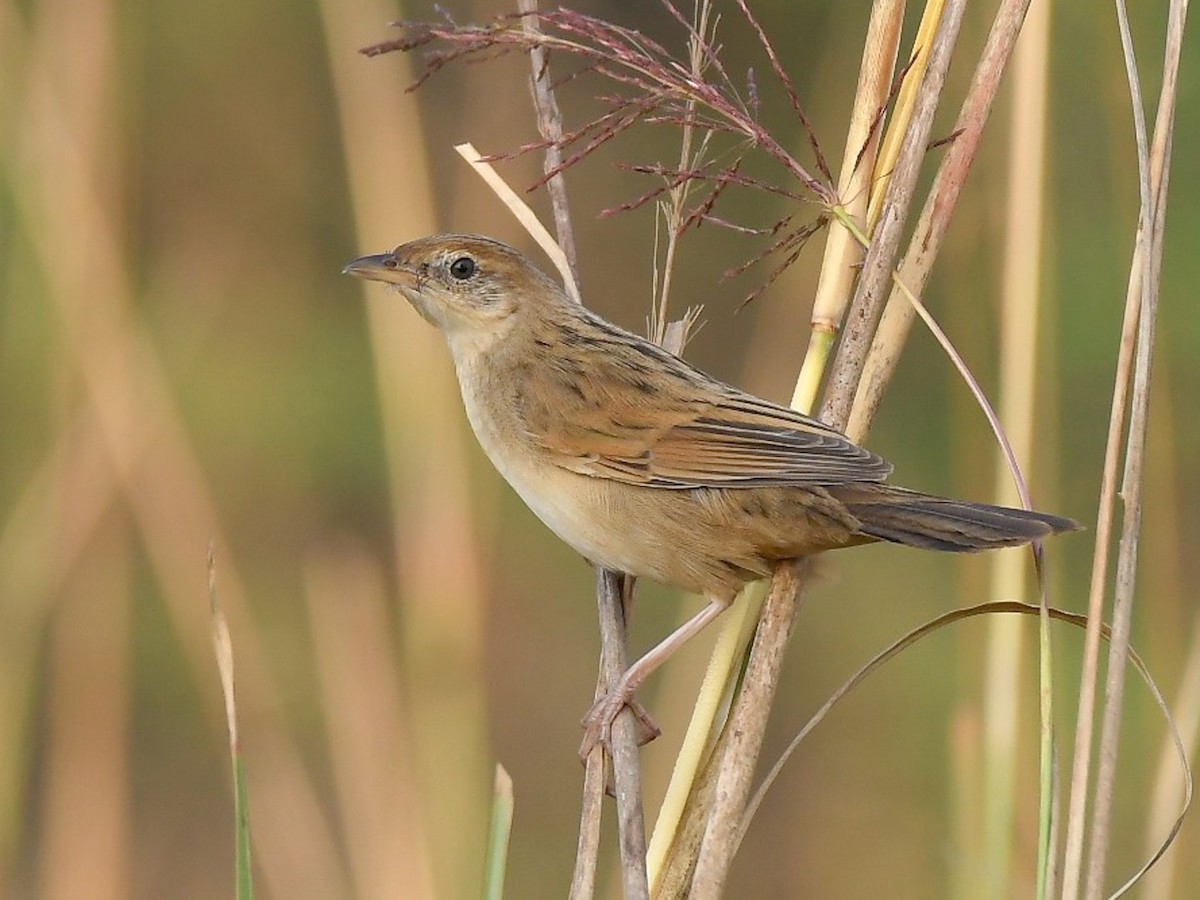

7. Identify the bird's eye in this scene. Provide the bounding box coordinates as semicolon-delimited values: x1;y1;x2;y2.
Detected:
449;256;476;280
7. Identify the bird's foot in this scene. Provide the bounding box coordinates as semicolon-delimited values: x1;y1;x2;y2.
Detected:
578;684;661;761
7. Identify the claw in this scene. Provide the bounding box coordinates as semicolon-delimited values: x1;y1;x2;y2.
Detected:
579;689;661;761
575;595;734;761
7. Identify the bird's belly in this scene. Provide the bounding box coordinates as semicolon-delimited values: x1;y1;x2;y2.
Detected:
486;451;765;598
496;456;640;574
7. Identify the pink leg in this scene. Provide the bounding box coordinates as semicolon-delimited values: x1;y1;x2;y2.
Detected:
580;593;734;759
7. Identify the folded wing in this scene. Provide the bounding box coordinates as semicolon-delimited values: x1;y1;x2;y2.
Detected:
523;342;892;490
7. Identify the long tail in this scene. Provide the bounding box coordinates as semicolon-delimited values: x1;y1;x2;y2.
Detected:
831;483;1080;552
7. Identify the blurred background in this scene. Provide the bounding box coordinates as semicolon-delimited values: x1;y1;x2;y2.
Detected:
1;0;1196;897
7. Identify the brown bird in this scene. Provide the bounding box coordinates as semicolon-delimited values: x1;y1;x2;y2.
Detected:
344;234;1077;753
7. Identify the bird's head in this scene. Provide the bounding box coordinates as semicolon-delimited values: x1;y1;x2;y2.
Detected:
344;234;566;352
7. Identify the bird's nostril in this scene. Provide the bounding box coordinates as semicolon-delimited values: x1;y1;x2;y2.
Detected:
383;257;398;269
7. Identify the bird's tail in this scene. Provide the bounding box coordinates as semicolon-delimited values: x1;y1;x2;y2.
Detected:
831;483;1080;552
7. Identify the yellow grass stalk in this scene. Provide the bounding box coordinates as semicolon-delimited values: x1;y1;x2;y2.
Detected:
790;0;905;412
456;142;580;300
978;4;1050;897
864;0;946;232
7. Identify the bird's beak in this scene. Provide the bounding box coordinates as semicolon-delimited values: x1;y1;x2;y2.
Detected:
342;252;416;287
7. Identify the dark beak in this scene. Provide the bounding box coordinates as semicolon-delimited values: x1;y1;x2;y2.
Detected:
342;252;413;286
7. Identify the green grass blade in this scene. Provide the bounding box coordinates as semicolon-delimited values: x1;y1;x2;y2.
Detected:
483;764;514;900
1036;592;1055;900
233;754;254;900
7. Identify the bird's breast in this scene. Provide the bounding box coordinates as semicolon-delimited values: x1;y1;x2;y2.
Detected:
451;352;659;576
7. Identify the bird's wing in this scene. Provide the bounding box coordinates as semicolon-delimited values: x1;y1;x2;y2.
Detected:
523;346;892;489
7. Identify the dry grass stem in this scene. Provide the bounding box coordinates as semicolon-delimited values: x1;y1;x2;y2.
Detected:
820;0;966;434
596;569;650;900
864;0;946;231
571;718;606;900
689;558;809;900
208;547;240;759
1081;3;1185;895
646;580;762;891
810;0;902;329
664;2;974;892
648;0;713;345
1058;248;1143;900
455;143;582;300
519;0;581;290
687;2;1026;893
207;548;253;899
1061;1;1187;896
1059;232;1144;900
655;711;735;899
848;0;1035;440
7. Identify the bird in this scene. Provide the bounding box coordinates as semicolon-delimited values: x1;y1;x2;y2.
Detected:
344;233;1078;755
